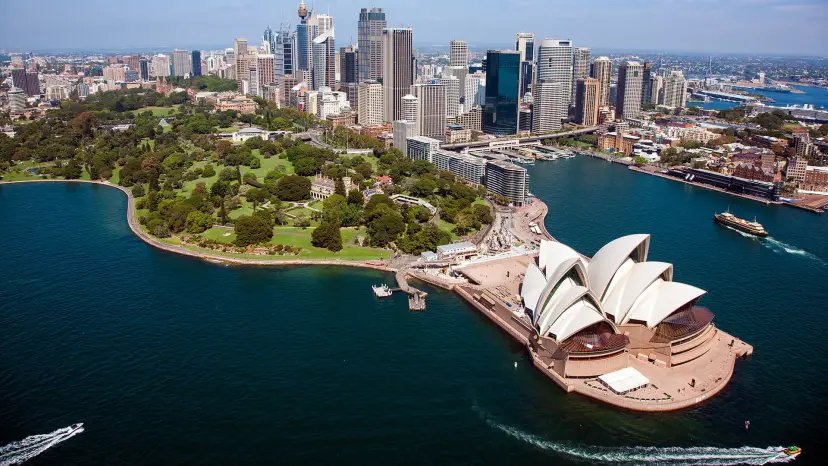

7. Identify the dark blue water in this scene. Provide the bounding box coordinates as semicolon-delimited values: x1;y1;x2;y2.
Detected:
1;169;826;465
691;85;828;111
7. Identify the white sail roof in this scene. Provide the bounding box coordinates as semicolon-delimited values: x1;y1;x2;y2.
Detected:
602;262;674;324
520;263;547;312
622;281;706;327
538;240;582;277
587;234;651;301
546;299;607;343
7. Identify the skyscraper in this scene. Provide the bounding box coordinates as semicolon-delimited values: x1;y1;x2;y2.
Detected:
483;50;520;136
641;61;652;105
534;39;573;131
358;7;386;82
257;55;276;89
264;26;275;53
316;14;334;37
450;40;469;68
191;51;202;77
139;59;149;81
465;72;485;109
572;47;590;102
575;77;600;127
126;56;141;72
382;28;413;122
393;120;418;154
663;69;687;109
515;32;535;100
151;54;171;77
340;45;358;84
296;1;312;71
591;56;612;108
401;94;420;133
274;25;294;79
357;80;384;126
650;74;664;105
312;29;336;90
171;49;191;76
616;61;644;120
412;82;447;141
439;76;461;118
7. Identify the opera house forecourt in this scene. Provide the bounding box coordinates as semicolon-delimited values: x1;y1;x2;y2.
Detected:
453;234;753;412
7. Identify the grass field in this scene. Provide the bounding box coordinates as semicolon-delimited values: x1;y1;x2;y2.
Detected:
142;106;179;117
109;167;120;184
341;153;379;170
286;206;315;218
437;218;460;241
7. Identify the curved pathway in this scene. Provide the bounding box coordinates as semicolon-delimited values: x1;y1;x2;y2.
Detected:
0;179;397;272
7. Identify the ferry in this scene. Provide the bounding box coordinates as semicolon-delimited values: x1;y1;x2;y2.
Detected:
372;284;393;298
781;446;801;458
714;210;769;237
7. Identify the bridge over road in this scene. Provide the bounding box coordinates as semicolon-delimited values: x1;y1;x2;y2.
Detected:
441;126;598;151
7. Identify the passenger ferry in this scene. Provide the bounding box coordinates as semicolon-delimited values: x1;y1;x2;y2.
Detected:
714;210;768;237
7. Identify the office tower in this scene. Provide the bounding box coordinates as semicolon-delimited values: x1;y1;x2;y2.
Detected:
401;94;420;133
519;108;532;132
641;61;652;105
138;59;149;81
340;45;358;84
532;80;565;133
663;69;687;109
312;29;335;90
151;54;171;77
358;7;386;82
103;65;126;82
465;72;485;109
393;120;418;154
575;77;599;126
124;70;139;82
616;61;644;119
412;82;447;141
650;74;664;105
485;160;528;205
11;69;38;96
171;49;191;76
519;61;534;98
358;80;384;126
533;39;573;131
126;56;141;72
483;50;520;136
264;26;275;53
234;38;248;58
572;47;590;102
191;51;202;77
8;87;25;114
515;32;534;62
273;25;294;79
257;55;276;89
439;76;461;118
382;28;413;122
316;14;333;36
591;56;612;108
450;40;468;68
296;1;312;71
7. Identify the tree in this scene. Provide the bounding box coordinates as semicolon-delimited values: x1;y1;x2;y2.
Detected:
275;175;312;201
633;156;648;166
234;215;273;246
186;211;213;233
63;159;83;179
367;210;406;247
202;164;216;178
364;194;396;220
246;187;267;210
347;189;364;205
131;184;146;198
334;177;346;196
311;218;343;252
71;112;97;139
210;180;229;198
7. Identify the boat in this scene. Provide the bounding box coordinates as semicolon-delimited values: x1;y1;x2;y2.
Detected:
70;423;84;432
781;446;801;457
372;284;393;298
713;210;768;237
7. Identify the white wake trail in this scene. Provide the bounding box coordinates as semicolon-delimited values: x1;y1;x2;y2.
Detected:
0;425;84;466
474;404;797;465
719;224;825;265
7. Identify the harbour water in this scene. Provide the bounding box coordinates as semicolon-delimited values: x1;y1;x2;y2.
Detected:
1;164;826;464
691;85;828;111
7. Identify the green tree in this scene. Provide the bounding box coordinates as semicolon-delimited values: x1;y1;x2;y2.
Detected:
131;184;146;198
347;189;364;205
234;215;273;246
334;177;346;196
367;210;406;247
633;156;648;166
311;218;343;252
63;159;83;179
186;211;213;233
246;187;267;210
275;175;312;201
202;164;216;178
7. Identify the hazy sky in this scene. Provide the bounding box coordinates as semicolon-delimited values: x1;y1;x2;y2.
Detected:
2;0;827;55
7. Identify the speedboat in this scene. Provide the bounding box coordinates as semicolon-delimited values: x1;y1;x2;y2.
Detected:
781;446;801;458
70;423;84;432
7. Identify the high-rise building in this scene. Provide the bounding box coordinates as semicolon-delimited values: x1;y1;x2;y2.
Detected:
296;1;312;71
483;50;520;136
257;55;276;90
191;50;202;77
663;69;687;109
793;133;812;159
401;94;420;133
357;80;384;126
515;32;534;62
412;82;447;141
126;56;141;72
572;47;590;102
485;160;528;205
533;39;573;132
8;87;25;114
382;28;413;122
139;59;149;81
439;76;461;118
405;136;441;162
316;14;333;37
650;74;664;105
465;72;485;109
591;56;612;108
339;45;358;84
393;120;418;154
616;61;644;120
532;80;565;133
171;49;191;76
450;40;468;68
358;7;386;82
312;29;335;90
103;65;126;82
575;77;600;127
271;25;294;79
12;68;39;96
151;54;171;77
641;61;652;105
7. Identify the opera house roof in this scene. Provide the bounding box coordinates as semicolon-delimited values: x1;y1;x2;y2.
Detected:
520;235;709;343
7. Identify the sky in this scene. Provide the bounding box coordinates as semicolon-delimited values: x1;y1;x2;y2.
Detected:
2;0;827;55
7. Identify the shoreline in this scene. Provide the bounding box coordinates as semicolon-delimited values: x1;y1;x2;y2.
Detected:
0;179;399;273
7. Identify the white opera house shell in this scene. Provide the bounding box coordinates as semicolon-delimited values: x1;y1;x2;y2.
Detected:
521;235;717;377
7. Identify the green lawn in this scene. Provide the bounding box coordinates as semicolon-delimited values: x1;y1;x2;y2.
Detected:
228;199;255;219
109;167;120;184
308;200;324;211
217;126;241;133
437;218;460;241
286;206;315;218
142;106;179;117
248;150;294;177
182;161;219;196
342;153;379;170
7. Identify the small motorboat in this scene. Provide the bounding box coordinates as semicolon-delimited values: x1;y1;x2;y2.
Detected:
70;423;84;432
781;445;801;457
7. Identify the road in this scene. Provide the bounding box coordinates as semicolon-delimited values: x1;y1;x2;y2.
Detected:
441;127;599;150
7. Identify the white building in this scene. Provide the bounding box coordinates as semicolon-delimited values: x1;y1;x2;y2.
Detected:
412;82;447;142
663;69;688;109
534;39;573;132
151;54;171;77
432;149;487;185
316;87;350;120
464;72;485;110
439;75;461;118
449;40;468;68
357;81;384;126
393;120;418;154
406;136;442;162
532;80;566;134
401;94;420;133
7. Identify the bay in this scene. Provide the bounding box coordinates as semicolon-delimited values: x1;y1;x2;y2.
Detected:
1;161;826;464
690;85;828;111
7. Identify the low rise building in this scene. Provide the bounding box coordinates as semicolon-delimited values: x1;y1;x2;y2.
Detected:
310;175;358;201
485;159;528;205
214;95;258;114
432;149;487;185
802;166;828;193
232;127;268;143
436;241;478;261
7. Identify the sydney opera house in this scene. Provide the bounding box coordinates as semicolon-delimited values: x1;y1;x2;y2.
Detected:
455;234;753;411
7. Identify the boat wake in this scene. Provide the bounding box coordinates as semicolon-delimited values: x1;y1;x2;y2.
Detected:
0;425;83;466
473;405;796;465
719;225;825;265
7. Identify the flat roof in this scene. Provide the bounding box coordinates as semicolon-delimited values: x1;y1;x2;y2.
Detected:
437;241;476;254
599;367;649;394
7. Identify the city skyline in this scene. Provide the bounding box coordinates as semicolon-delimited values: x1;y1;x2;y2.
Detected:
2;0;827;56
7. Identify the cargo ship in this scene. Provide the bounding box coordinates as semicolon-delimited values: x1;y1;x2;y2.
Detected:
714;210;768;237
